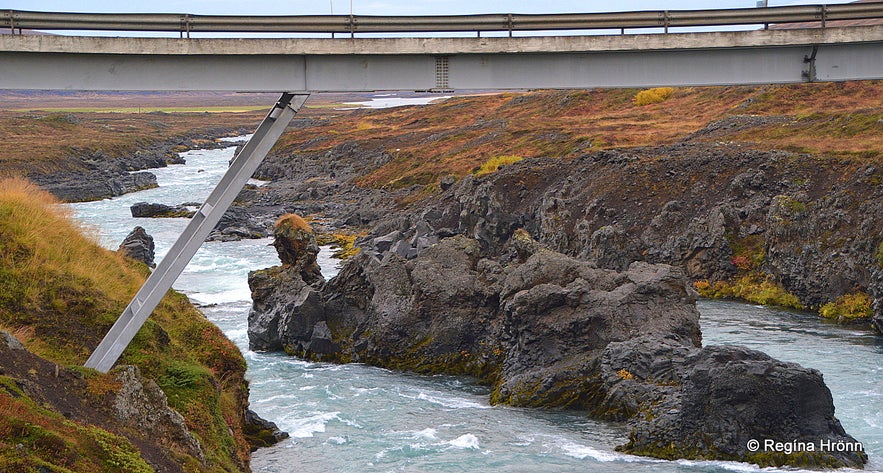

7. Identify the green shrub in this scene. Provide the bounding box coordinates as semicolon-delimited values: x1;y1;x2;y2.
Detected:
634;87;675;106
819;292;873;322
694;273;804;310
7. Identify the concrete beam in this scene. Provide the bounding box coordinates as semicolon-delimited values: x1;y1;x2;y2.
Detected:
0;26;881;91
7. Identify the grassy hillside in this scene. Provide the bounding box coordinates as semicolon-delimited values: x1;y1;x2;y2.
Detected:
0;178;252;472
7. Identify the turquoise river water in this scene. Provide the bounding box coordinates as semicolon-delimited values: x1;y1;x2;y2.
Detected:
68;140;882;473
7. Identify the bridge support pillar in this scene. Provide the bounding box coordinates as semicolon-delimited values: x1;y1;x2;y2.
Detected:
84;92;309;373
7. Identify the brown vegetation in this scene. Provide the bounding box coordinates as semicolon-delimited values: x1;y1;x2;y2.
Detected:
268;81;883;200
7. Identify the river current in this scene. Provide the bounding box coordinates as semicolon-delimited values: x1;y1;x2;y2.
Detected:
68;140;882;473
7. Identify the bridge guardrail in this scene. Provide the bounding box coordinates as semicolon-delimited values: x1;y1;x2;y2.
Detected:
3;3;883;37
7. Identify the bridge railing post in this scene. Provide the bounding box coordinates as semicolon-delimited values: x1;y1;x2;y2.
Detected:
84;92;309;373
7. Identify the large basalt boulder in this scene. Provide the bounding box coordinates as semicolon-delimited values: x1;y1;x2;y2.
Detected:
248;266;320;352
495;257;701;409
118;226;156;268
248;213;326;352
614;342;867;468
243;409;289;451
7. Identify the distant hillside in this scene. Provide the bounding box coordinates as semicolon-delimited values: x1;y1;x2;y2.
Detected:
264;81;882;199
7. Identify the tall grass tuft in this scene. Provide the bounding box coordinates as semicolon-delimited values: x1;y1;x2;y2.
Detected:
0;177;145;315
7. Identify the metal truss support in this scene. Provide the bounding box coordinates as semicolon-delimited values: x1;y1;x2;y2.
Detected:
85;92;309;373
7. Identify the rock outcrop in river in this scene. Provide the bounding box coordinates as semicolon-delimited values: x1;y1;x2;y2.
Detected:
248;215;867;468
118;226;156;267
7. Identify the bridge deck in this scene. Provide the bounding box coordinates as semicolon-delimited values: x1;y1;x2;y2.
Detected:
1;26;882;91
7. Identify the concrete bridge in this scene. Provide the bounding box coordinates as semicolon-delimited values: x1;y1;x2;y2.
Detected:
1;6;882;372
2;22;883;91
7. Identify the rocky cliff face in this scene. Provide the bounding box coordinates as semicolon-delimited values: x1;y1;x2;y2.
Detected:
364;142;882;329
248;216;866;468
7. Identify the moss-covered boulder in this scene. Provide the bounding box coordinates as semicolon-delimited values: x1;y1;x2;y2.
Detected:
272;213;322;284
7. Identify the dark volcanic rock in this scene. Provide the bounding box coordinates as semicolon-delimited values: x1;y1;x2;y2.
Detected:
617;343;866;468
118;226;156;268
873;313;883;335
26;128;247;203
240;114;874;467
206;204;273;242
248;222;867;468
247;214;326;351
36;170;158;203
131;202;196;218
393;145;883;328
248;265;325;352
243;409;289;451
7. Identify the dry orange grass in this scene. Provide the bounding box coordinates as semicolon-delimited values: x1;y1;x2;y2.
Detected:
0;109;266;175
0;177;145;303
275;213;313;232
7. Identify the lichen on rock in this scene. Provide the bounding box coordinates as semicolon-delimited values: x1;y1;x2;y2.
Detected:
112;365;205;463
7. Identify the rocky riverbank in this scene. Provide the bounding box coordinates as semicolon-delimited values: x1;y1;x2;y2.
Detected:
27;128;250;203
0;178;283;471
247;213;867;468
238;89;880;466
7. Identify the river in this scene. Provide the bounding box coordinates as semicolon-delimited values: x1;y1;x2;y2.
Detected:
68;140;882;473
